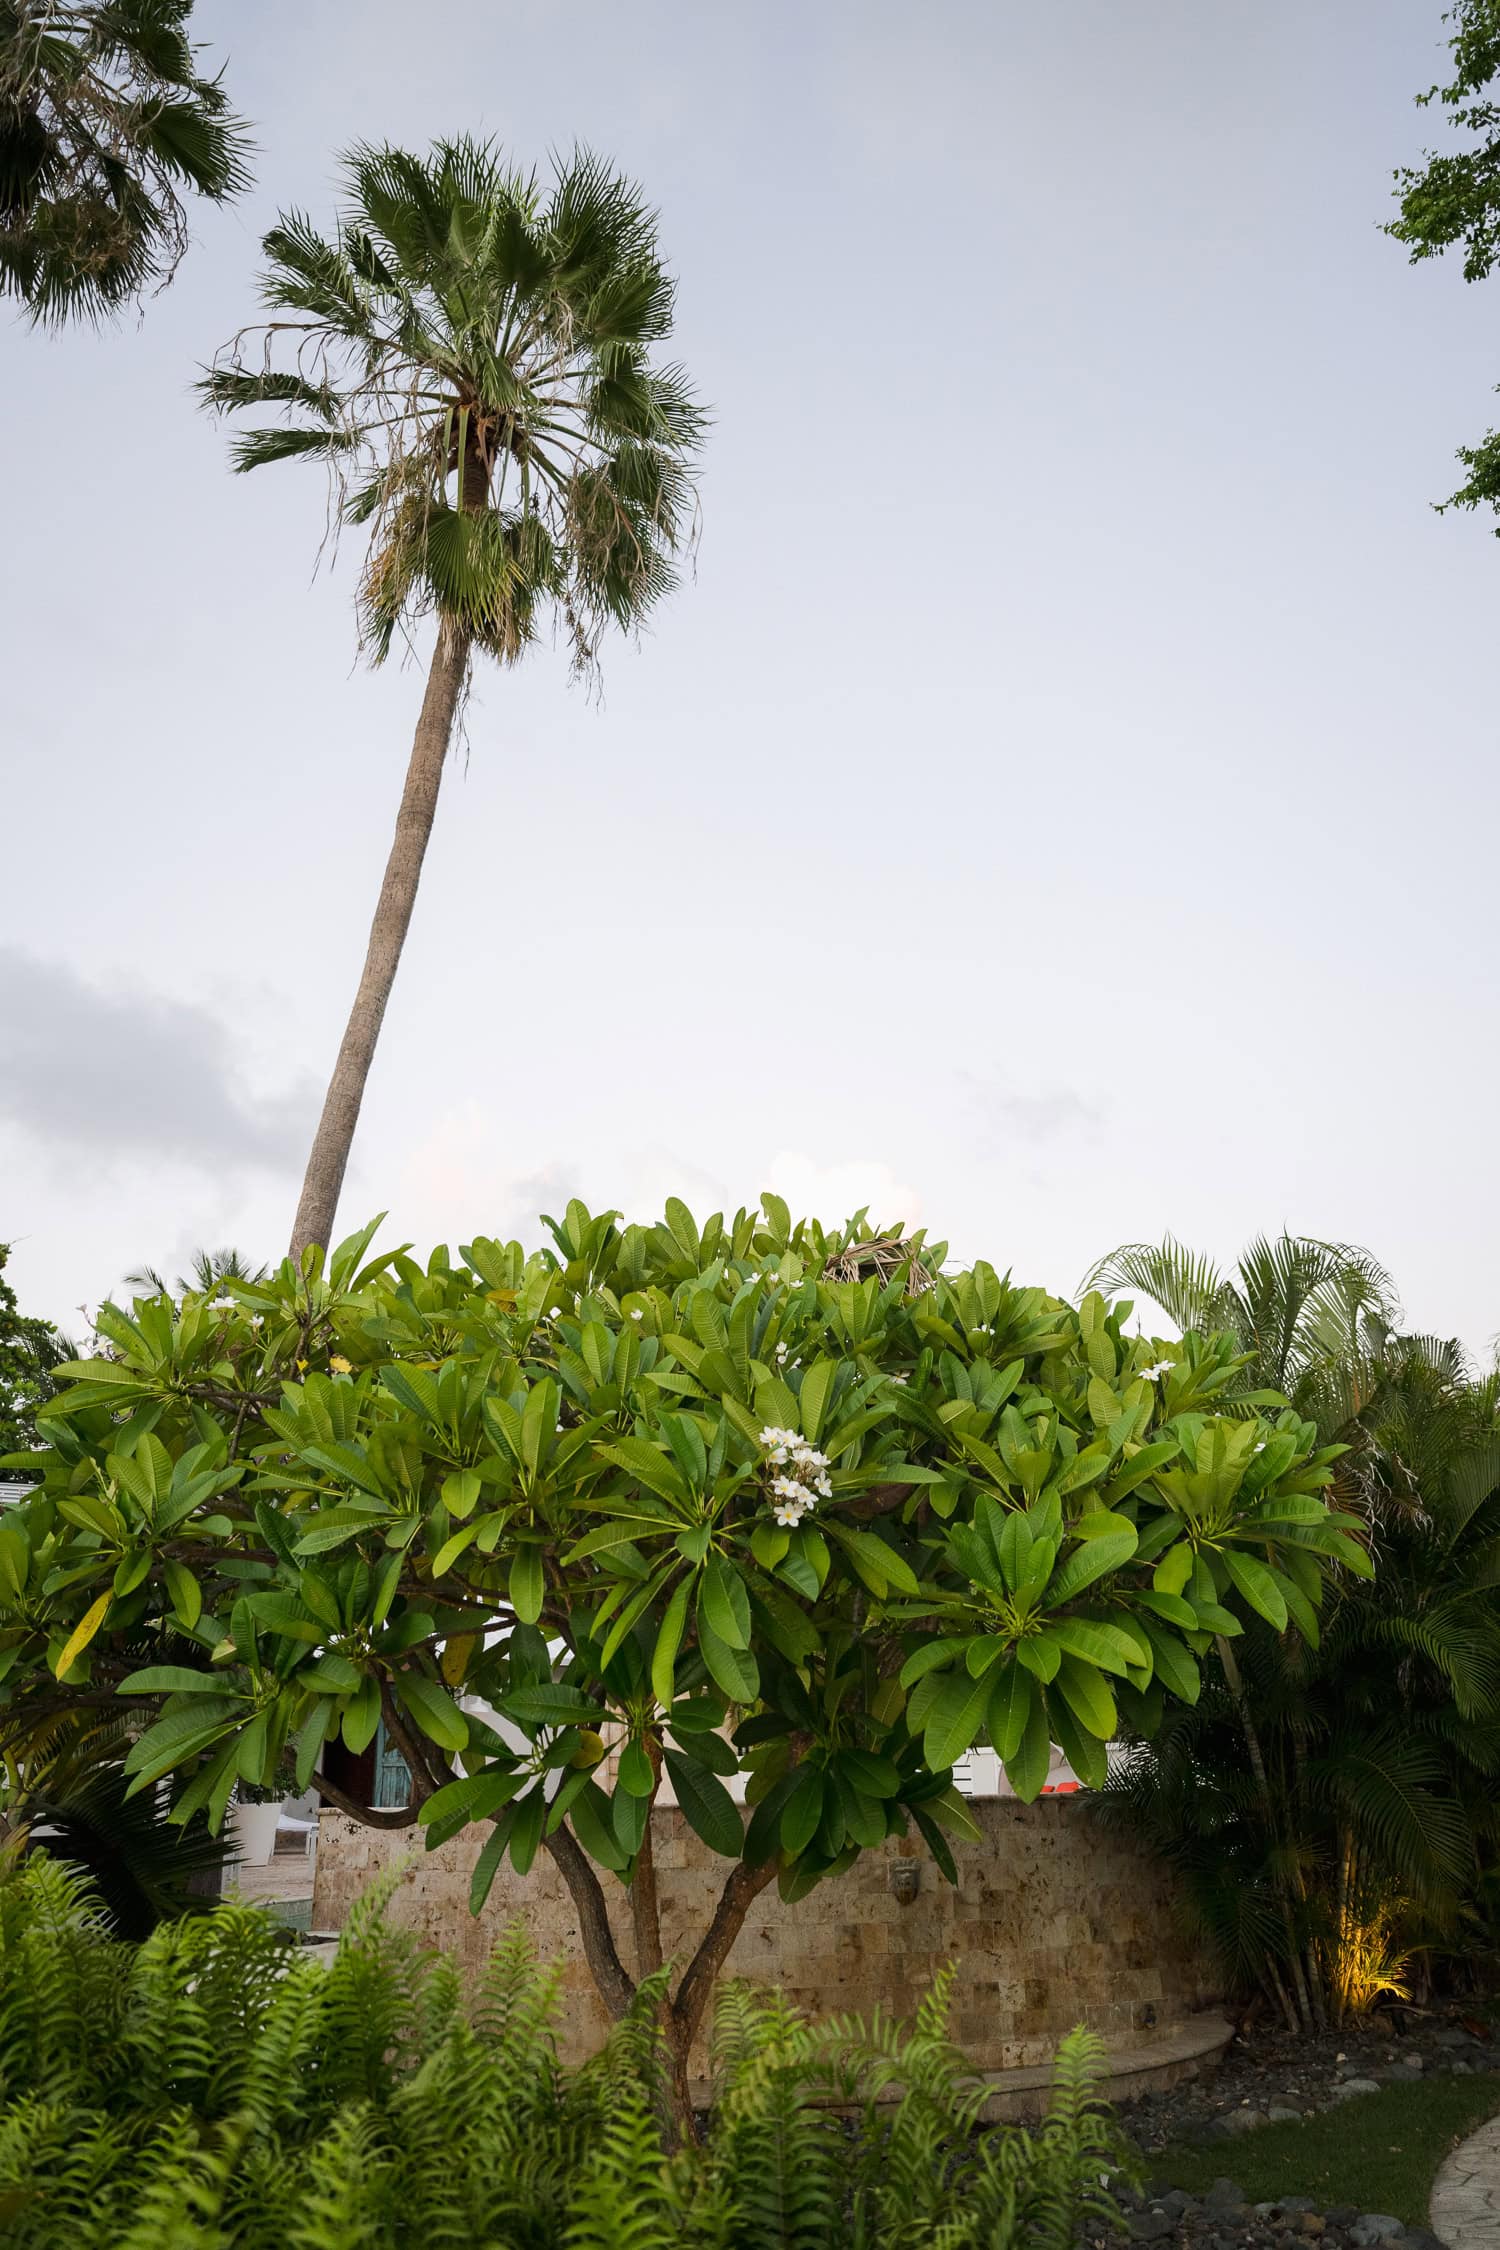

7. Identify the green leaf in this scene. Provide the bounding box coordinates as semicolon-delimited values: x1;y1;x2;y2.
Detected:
922;1665;995;1770
1047;1696;1109;1789
664;1751;744;1857
394;1672;469;1753
508;1789;546;1876
567;1780;629;1872
504;1684;608;1729
596;1437;688;1507
1003;1684;1052;1801
1015;1636;1061;1684
1044;1618;1139;1677
612;1782;649;1856
342;1676;380;1754
1045;1521;1138;1606
617;1740;655;1797
1140;1620;1200;1706
699;1554;751;1649
697;1618;759;1704
780;1766;825;1855
509;1545;545;1626
988;1662;1034;1762
1222;1548;1289;1630
442;1469;482;1519
119;1664;224;1695
826;1524;920;1597
651;1577;690;1708
432;1522;482;1576
838;1749;900;1799
1052;1655;1117;1739
470;1811;518;1912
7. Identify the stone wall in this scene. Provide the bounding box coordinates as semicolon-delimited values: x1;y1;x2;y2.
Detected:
313;1796;1218;2073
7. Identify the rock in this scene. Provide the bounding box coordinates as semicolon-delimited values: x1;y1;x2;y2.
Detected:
1204;2179;1248;2214
1435;2026;1469;2048
1299;2217;1326;2237
1130;2213;1174;2241
1276;2199;1315;2217
1403;2052;1423;2070
1325;2210;1360;2230
1159;2191;1198;2218
1381;2064;1423;2083
1330;2077;1381;2100
1217;2107;1270;2135
1349;2219;1405;2247
1268;2103;1304;2123
1452;2058;1473;2074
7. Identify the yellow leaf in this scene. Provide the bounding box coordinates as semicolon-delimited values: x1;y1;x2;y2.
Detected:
53;1591;112;1680
441;1632;476;1686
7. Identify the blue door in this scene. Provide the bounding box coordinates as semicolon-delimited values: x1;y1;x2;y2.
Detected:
373;1718;412;1809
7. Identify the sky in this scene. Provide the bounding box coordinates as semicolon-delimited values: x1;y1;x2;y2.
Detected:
3;0;1498;1354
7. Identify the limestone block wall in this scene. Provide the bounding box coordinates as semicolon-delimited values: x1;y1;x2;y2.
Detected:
313;1797;1218;2073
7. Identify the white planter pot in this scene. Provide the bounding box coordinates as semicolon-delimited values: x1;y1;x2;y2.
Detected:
232;1801;284;1866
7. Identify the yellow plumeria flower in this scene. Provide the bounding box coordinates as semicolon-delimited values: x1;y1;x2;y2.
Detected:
329;1355;354;1375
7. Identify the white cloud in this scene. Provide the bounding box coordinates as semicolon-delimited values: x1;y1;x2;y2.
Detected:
0;949;314;1173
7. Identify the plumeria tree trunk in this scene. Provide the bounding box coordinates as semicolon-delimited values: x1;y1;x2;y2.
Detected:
289;623;471;1258
539;1813;777;2135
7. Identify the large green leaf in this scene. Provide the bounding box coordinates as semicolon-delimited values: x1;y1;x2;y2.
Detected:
922;1665;995;1770
664;1751;743;1856
697;1618;759;1704
699;1554;751;1650
393;1673;470;1753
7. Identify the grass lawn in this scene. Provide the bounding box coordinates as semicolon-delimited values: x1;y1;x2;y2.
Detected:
1145;2073;1500;2228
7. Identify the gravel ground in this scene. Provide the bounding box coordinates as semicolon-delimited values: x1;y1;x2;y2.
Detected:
1103;2177;1446;2250
1117;2008;1500;2155
1081;2005;1500;2250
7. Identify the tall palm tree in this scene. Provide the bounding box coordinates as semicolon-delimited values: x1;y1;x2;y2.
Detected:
1;0;249;325
203;139;704;1258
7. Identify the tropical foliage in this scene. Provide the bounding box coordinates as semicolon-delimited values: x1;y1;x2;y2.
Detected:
1091;1233;1500;2028
0;1199;1360;2105
1389;0;1500;520
201;137;705;1257
122;1247;267;1300
0;0;249;325
0;1854;1131;2250
0;1710;232;1935
0;1243;68;1460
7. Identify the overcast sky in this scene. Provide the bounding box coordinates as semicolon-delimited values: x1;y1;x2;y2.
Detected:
3;0;1497;1353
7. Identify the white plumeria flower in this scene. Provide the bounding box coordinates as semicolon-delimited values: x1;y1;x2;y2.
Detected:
209;1296;236;1314
1137;1360;1174;1381
889;1371;909;1386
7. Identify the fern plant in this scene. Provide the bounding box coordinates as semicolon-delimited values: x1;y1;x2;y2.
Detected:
0;1855;1132;2250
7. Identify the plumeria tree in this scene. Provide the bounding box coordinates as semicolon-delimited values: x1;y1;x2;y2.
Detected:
0;1200;1366;2116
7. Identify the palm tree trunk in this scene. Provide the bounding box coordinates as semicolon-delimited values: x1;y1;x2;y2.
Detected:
289;623;472;1258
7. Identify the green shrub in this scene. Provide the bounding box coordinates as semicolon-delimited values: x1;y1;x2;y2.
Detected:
0;1853;1132;2249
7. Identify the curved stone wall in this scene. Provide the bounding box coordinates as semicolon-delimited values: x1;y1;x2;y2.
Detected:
313;1795;1219;2073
